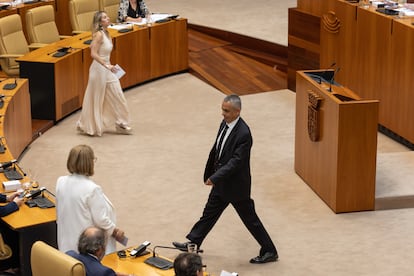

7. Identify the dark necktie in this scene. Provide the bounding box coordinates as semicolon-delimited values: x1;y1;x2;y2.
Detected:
215;124;228;161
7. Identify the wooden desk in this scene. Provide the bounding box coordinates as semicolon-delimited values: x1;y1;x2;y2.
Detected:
102;251;175;276
17;34;87;120
0;194;56;276
0;78;32;158
0;80;55;276
0;7;17;18
102;249;212;276
290;0;414;146
17;19;188;121
295;70;379;213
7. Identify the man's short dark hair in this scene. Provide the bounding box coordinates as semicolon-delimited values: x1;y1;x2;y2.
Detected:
78;227;107;255
173;252;203;276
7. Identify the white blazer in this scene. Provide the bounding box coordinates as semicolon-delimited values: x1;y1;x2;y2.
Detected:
56;174;117;254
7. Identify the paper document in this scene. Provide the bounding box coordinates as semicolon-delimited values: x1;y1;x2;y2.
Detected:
127;13;177;25
220;271;238;276
117;236;128;246
113;64;126;79
396;8;414;16
108;23;133;30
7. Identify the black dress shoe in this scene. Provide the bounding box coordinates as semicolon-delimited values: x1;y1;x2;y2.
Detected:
249;252;278;264
172;241;190;252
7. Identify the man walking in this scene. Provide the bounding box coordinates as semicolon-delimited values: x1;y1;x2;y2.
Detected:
173;94;278;264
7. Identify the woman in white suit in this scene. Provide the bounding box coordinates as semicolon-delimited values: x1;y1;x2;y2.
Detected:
56;144;125;254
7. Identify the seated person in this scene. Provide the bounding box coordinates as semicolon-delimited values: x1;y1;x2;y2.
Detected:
174;252;204;276
0;191;24;272
66;226;130;276
0;191;23;217
117;0;148;23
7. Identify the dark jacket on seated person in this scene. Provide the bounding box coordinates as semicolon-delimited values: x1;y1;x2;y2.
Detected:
0;194;18;217
66;250;116;276
0;193;20;271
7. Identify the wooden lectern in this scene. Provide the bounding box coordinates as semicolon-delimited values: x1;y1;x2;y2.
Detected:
295;70;379;213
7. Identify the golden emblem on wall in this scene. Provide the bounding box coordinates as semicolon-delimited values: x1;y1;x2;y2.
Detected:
322;11;340;34
308;90;323;142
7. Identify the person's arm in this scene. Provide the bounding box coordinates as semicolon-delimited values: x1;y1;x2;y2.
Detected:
118;0;143;23
117;0;129;23
88;186;126;244
0;192;24;217
87;186;117;232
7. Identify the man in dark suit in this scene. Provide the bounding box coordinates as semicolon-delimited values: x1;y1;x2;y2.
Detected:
66;227;129;276
173;94;278;264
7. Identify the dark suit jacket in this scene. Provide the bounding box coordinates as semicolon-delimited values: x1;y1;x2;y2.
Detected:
204;118;252;202
0;194;18;217
66;250;116;276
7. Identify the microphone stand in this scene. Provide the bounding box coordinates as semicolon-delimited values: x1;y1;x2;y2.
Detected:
328;67;340;92
145;245;203;270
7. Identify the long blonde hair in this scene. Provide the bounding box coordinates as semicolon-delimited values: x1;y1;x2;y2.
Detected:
92;11;106;33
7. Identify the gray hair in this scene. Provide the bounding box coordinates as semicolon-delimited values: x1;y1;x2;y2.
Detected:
223;94;241;110
78;226;107;255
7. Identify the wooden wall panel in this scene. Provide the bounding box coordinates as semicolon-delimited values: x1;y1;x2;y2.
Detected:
288;8;320;90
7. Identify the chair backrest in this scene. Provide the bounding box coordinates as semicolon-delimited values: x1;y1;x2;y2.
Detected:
31;241;86;276
0;14;29;76
99;0;119;24
68;0;99;34
26;5;60;44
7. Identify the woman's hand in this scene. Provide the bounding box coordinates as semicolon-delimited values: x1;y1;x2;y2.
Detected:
105;64;118;73
112;227;125;242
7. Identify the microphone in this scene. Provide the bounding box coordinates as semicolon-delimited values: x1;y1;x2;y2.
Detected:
3;79;17;90
145;246;175;270
12;161;26;176
25;187;46;199
0;159;17;169
328;66;340;92
150;245;203;258
0;136;6;153
144;245;203;270
153;245;203;256
40;187;55;197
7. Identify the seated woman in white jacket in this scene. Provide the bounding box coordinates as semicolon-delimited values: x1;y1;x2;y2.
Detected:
56;144;126;254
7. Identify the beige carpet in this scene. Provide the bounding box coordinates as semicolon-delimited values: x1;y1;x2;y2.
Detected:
18;73;414;276
146;0;298;46
17;1;414;275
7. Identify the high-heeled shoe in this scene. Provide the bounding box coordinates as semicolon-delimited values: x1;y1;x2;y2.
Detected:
116;123;132;135
76;125;84;134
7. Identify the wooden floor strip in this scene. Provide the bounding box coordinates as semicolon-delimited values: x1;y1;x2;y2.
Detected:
188;28;288;95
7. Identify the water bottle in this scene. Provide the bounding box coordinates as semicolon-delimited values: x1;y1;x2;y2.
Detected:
145;8;152;26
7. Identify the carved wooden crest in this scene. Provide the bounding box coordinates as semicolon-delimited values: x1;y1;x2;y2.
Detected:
307;90;323;142
322;11;340;34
